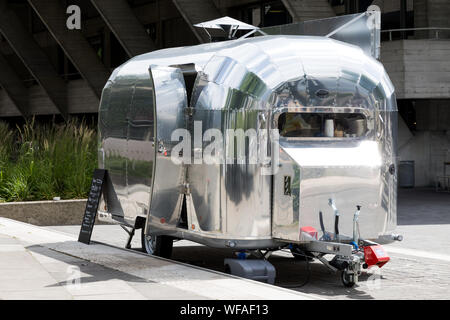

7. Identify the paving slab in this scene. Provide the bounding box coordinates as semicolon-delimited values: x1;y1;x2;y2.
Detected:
0;287;73;300
5;188;447;300
43;188;450;300
0;218;319;300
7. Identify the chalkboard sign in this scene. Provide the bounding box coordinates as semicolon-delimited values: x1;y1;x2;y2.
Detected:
78;169;107;244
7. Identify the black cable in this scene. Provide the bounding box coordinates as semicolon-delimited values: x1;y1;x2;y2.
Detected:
319;211;325;234
334;214;339;241
277;249;311;288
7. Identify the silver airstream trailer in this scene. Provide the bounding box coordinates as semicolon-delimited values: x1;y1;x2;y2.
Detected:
97;14;401;286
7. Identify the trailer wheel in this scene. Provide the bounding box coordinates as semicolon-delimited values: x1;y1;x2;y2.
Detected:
141;228;173;258
341;270;356;288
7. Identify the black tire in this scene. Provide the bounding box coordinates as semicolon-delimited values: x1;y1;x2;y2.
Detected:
141;227;173;259
341;270;356;288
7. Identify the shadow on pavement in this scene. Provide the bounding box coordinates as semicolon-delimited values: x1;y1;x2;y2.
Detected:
25;244;155;288
172;244;378;300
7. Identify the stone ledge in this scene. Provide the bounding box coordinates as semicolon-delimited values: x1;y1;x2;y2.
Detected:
0;199;87;226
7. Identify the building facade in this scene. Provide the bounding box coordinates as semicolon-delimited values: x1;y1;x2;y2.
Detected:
0;0;449;187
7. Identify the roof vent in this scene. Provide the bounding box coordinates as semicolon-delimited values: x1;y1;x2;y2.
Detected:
194;16;267;42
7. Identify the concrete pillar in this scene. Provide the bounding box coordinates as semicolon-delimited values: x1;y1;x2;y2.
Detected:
28;0;110;98
172;0;222;43
0;0;67;118
0;53;29;117
90;0;156;57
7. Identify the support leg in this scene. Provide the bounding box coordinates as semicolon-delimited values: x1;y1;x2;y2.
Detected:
120;225;136;249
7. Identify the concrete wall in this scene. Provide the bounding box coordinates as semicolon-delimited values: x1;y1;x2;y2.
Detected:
414;0;450;39
381;39;450;99
398;100;450;187
281;0;334;22
0;199;88;226
372;0;414;13
381;37;450;187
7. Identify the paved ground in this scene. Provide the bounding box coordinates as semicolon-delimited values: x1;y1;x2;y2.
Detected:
47;188;450;300
1;187;448;300
0;218;317;300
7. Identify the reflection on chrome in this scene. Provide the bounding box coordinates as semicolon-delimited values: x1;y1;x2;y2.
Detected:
97;34;397;248
284;141;382;167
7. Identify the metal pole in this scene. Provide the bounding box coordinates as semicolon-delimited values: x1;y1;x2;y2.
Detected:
400;0;407;39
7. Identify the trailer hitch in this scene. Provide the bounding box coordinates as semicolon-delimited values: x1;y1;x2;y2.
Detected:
300;202;392;287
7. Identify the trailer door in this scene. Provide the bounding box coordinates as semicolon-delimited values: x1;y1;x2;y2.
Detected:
146;66;188;235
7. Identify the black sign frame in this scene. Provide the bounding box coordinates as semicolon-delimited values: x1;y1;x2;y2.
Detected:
78;169;107;244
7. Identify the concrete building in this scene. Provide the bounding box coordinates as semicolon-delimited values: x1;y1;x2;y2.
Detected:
0;0;449;187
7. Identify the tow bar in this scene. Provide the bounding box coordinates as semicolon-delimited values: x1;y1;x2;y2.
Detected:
296;200;402;287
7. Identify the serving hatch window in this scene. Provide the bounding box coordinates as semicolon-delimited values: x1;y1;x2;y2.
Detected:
277;112;368;138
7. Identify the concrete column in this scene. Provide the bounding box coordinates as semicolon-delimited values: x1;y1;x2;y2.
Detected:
0;53;29;117
28;0;111;98
172;0;222;43
0;0;67;118
90;0;156;57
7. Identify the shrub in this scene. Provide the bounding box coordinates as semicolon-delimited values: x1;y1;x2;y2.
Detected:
0;118;97;202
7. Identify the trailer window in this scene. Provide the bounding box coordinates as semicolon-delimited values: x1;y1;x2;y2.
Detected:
277;113;368;138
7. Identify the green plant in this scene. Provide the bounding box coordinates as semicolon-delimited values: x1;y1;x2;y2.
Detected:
0;122;13;165
0;117;97;202
0;167;33;202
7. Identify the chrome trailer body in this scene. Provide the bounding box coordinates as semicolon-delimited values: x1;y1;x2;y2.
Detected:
98;35;397;250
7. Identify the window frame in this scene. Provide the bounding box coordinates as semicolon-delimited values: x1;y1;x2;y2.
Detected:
273;106;375;141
